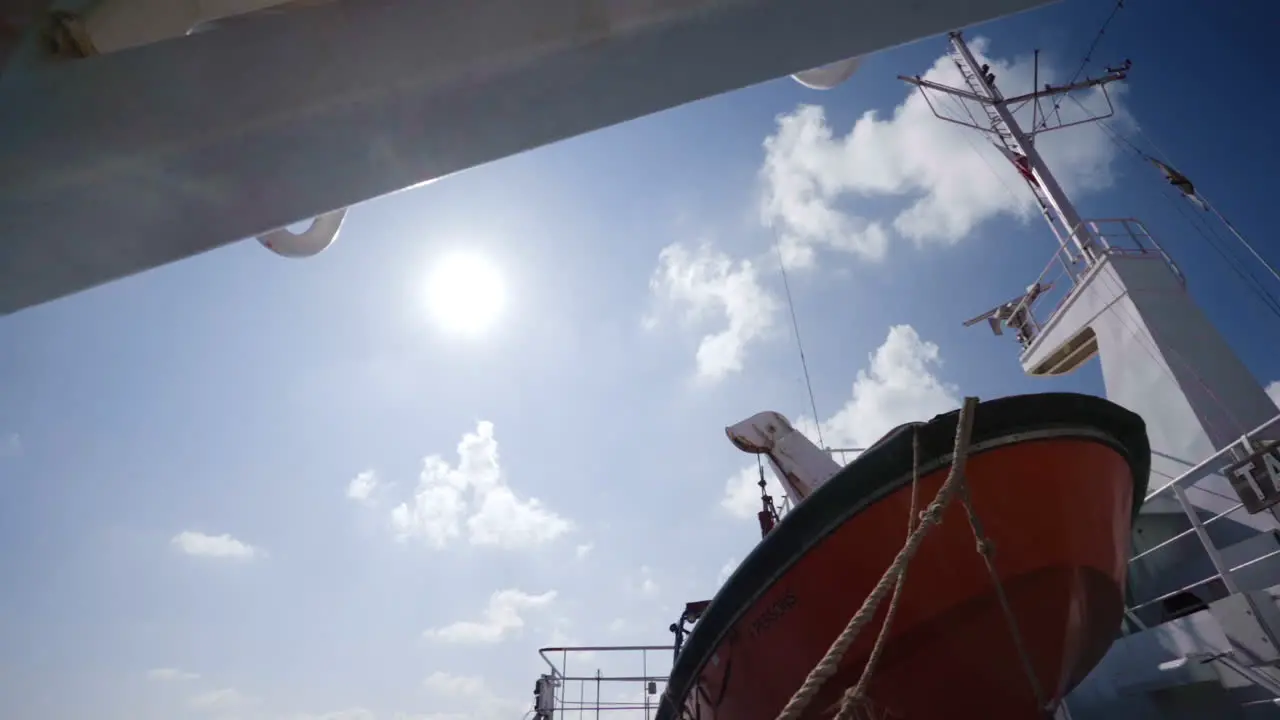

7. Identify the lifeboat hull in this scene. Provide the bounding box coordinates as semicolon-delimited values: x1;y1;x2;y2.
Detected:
658;393;1149;720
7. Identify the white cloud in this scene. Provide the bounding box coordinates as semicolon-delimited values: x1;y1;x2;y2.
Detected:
170;531;258;559
286;711;376;720
760;38;1128;268
425;588;556;644
721;464;786;520
812;325;960;448
424;672;486;697
147;667;199;682
720;324;958;517
1266;381;1280;408
346;470;380;503
190;687;257;713
575;542;594;560
0;433;19;458
647;242;779;381
639;565;658;596
716;558;739;586
393;698;530;720
288;711;377;720
390;422;571;549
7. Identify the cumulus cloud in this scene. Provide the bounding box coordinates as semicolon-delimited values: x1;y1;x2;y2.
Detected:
147;667;199;682
639;565;658;596
424;672;486;697
721;465;786;520
760;37;1129;268
811;325;960;449
346;470;380;503
647;242;779;381
720;324;958;517
390;422;571;549
170;531;258;559
716;558;739;586
190;687;258;713
425;589;556;644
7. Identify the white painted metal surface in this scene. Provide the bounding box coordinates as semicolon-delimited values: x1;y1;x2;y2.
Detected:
947;32;1100;262
80;0;311;54
726;410;841;506
1022;247;1280;532
0;0;1054;315
256;208;345;259
791;55;862;90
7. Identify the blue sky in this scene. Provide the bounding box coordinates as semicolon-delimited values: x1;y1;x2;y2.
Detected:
1;1;1278;719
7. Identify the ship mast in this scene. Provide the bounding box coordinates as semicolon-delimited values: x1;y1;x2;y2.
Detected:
902;33;1129;282
910;32;1280;578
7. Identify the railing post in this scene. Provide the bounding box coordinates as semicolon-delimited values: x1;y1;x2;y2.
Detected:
1173;484;1241;595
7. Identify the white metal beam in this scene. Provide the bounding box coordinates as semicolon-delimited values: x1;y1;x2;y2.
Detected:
0;0;1052;314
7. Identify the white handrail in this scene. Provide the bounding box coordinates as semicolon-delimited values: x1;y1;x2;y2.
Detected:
1143;410;1280;501
1127;409;1280;615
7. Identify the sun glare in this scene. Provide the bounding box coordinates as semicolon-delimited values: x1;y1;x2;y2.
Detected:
425;252;506;336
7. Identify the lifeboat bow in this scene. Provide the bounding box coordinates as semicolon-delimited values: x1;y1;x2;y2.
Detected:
666;392;1150;720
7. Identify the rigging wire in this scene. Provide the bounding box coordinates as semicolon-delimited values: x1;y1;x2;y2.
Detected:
1060;91;1280;288
1064;94;1280;319
945;118;1252;436
771;233;825;449
1027;99;1278;434
1202;200;1280;286
1035;0;1126;133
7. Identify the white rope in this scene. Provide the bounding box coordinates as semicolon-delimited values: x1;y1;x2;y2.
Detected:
773;397;980;720
827;428;923;720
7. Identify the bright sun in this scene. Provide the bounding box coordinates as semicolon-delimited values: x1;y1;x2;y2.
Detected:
425;252;506;335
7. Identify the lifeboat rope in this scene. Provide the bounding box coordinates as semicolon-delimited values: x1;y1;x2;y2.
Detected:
772;397;1049;720
956;476;1049;715
771;396;979;720
830;423;925;713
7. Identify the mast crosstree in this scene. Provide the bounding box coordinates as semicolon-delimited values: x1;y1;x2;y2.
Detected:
902;32;1129;287
916;31;1280;559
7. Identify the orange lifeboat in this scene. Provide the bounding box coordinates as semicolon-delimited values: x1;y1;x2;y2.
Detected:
658;393;1150;720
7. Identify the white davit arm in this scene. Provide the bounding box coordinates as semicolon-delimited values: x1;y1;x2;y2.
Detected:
726;411;842;507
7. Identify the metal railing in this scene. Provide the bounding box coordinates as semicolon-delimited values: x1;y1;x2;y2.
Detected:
537;646;673;720
1005;218;1184;350
1124;410;1280;625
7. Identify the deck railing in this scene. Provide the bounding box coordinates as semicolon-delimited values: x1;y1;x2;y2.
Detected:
1009;218;1184;352
1124;409;1280;627
536;645;673;720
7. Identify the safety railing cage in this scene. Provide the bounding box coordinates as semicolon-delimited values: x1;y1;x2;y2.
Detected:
535;646;673;720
